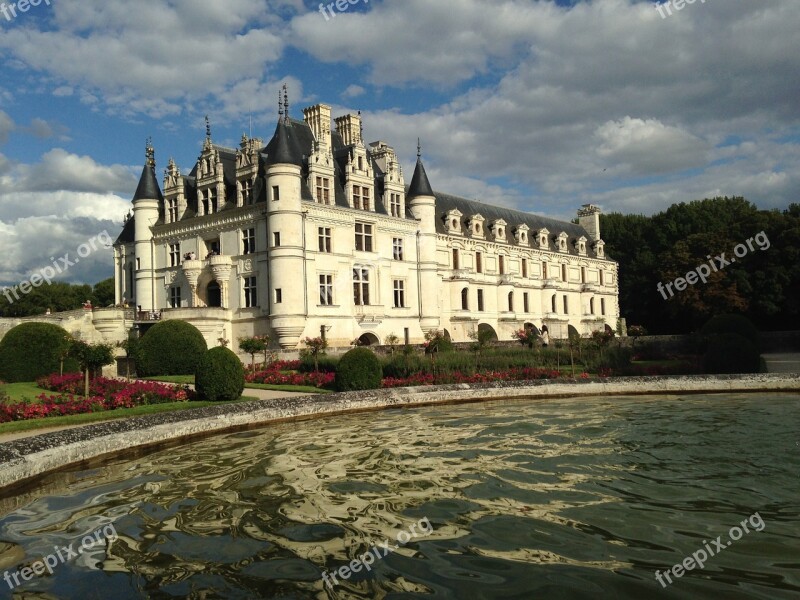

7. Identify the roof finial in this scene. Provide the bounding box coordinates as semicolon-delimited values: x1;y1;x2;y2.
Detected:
278;89;284;118
417;138;421;160
283;83;289;122
358;110;363;143
205;115;211;140
145;137;155;167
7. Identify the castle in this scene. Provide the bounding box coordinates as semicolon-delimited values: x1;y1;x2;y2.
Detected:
113;92;619;349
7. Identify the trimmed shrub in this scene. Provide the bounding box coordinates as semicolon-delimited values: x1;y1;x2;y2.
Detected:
701;314;760;350
335;347;382;391
703;333;760;374
137;320;207;376
195;346;245;401
0;323;78;382
299;354;339;373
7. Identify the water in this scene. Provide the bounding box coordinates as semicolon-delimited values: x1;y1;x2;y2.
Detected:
0;393;798;599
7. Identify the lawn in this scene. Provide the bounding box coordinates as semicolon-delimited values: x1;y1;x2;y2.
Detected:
1;382;49;402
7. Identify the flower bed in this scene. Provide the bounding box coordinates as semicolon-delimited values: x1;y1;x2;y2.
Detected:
0;374;195;423
382;367;564;388
246;368;335;388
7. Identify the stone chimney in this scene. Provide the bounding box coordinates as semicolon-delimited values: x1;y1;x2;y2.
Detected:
303;104;332;152
577;204;601;242
335;113;362;147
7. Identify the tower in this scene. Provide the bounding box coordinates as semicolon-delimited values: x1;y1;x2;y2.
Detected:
132;140;163;311
407;141;440;334
265;90;306;348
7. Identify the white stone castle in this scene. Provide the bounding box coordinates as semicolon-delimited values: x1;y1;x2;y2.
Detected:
113;92;620;349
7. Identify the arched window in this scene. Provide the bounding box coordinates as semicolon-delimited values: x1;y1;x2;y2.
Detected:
590;297;595;315
551;294;557;313
508;291;514;312
461;287;469;310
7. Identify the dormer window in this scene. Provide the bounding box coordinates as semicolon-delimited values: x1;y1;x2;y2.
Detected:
595;240;606;259
468;214;485;238
538;228;550;250
557;232;569;253
490;219;507;242
576;236;587;256
514;224;530;246
444;209;463;234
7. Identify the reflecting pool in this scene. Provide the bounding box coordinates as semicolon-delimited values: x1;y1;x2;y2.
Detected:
0;393;799;599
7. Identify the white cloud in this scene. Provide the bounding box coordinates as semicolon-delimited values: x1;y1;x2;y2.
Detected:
0;111;14;144
342;84;365;99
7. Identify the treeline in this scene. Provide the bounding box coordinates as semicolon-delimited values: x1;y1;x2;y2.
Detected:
0;277;115;318
601;197;800;333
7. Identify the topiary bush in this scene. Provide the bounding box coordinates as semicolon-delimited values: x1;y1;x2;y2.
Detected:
701;314;760;350
195;346;245;401
335;347;382;391
0;322;79;382
703;333;761;374
137;320;207;376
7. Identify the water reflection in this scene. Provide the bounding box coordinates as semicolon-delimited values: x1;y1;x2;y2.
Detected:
0;393;798;599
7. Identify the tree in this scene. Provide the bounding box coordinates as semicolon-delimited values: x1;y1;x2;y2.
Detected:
385;333;400;355
468;327;494;370
238;336;267;372
302;337;328;372
0;323;77;382
69;340;115;398
115;337;139;380
92;277;115;307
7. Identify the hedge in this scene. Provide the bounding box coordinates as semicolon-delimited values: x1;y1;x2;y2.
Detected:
0;323;78;382
195;346;245;401
335;347;382;391
136;320;207;376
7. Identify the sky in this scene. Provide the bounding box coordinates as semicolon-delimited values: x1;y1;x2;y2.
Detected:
0;0;798;288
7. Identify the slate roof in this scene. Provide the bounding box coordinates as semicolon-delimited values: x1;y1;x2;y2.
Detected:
408;158;434;198
132;164;164;202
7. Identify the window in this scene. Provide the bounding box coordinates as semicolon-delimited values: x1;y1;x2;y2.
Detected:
453;249;460;270
590;297;595;315
393;280;406;308
275;288;282;303
272;185;280;201
242;228;256;255
392;238;404;261
169;243;180;267
240;179;253;205
358;156;364;171
523;292;529;313
353;267;370;305
169;286;181;308
319;274;333;306
390;193;402;217
542;262;548;279
499;255;505;275
168;198;178;223
354;222;373;252
461;287;469;310
315;176;331;205
563;295;569;314
581;267;587;284
600;270;605;286
508;291;514;312
601;298;606;315
318;227;332;253
206;238;220;256
244;276;258;308
477;289;485;311
206;189;217;214
353;185;370;210
551;294;557;313
562;264;568;282
136;258;141;271
404;328;410;345
273;232;281;247
522;259;528;278
475;252;482;273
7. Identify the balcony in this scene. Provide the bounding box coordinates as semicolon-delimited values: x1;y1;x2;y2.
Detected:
498;274;514;285
451;268;471;281
542;278;560;289
355;304;384;324
581;283;600;293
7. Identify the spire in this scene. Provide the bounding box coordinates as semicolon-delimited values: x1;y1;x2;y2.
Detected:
408;139;434;198
278;89;284;119
205;115;211;140
282;83;289;123
133;139;164;202
265;118;301;167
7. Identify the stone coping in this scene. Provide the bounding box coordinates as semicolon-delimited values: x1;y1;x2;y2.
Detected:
0;374;797;495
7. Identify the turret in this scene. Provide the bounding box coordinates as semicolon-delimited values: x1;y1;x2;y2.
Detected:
265;87;306;348
408;141;440;333
132;141;163;311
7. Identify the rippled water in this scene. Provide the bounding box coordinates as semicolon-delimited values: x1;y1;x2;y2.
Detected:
0;393;799;599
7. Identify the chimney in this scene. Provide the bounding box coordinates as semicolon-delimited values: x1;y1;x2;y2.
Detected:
335;113;361;147
577;204;601;242
302;104;332;151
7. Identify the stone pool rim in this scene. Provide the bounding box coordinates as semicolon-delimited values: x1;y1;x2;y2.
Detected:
0;373;797;495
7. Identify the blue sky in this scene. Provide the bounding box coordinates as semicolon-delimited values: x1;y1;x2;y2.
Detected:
0;0;798;288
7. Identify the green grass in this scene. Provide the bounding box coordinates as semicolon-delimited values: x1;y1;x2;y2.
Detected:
0;395;259;435
631;359;687;367
0;382;48;402
245;383;332;394
140;375;194;384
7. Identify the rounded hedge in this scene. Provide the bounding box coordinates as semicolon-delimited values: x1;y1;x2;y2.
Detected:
335;347;383;391
0;322;78;382
701;314;760;350
703;333;761;374
195;346;245;401
137;320;207;376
